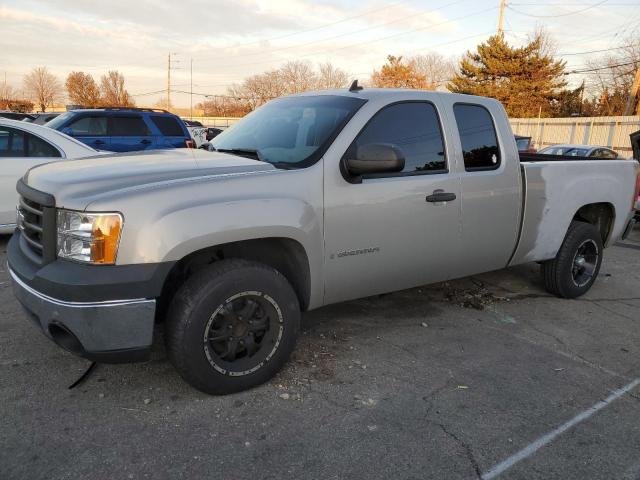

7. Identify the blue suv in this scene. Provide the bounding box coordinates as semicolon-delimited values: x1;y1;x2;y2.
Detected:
46;108;194;152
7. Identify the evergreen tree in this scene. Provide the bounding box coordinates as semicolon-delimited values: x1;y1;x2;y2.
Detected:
448;33;566;118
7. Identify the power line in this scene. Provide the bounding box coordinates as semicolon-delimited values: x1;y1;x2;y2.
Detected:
558;45;631;56
209;0;414;51
508;0;609;17
196;6;498;72
197;0;468;62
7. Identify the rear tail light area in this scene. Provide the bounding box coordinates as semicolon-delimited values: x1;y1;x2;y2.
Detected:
633;172;640;210
185;139;196;149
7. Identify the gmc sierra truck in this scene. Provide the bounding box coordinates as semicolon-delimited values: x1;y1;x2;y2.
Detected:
8;87;640;394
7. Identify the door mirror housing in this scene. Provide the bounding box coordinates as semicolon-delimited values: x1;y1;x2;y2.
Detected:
345;143;405;176
61;127;73;135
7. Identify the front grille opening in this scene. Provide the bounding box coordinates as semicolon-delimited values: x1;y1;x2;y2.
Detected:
49;323;85;355
19;196;44;253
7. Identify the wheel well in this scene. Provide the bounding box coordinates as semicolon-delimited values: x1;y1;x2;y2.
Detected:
573;203;615;244
157;238;311;320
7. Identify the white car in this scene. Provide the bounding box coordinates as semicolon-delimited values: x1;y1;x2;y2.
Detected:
0;119;103;233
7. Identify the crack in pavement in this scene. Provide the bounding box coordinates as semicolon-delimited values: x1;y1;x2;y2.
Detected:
436;422;482;479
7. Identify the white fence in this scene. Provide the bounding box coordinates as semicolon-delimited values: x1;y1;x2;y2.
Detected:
510;116;640;157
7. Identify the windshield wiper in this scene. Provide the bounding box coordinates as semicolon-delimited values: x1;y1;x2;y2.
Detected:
216;148;264;162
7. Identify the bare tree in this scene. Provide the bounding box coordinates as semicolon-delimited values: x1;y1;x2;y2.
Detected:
153;97;173;110
100;70;134;107
0;82;15;101
66;71;101;107
316;62;349;89
23;67;62;112
408;53;456;90
585;33;640;115
279;61;317;93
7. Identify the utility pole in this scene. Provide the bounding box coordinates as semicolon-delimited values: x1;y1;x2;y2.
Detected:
498;0;507;35
190;58;193;120
167;53;171;112
166;53;180;112
624;66;640;116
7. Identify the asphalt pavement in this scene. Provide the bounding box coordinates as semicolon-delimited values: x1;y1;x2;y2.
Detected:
1;228;639;480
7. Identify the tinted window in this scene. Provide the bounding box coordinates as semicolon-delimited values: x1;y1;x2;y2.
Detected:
348;102;446;174
67;116;107;136
151;116;185;136
27;134;61;157
0;127;25;157
453;104;500;170
111;116;150;136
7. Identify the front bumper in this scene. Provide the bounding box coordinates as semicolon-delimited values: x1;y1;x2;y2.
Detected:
7;231;173;363
10;267;155;363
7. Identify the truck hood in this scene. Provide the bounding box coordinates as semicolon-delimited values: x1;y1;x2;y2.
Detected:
24;148;276;208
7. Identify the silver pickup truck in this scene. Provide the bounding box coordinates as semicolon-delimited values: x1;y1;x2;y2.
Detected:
8;87;640;394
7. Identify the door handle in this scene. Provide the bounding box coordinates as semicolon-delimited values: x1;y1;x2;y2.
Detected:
94;140;105;145
425;190;456;203
140;139;152;145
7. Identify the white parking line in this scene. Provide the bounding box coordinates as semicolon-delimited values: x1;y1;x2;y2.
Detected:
481;378;640;479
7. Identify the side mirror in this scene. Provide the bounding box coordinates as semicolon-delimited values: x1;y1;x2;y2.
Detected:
345;143;405;176
61;127;73;135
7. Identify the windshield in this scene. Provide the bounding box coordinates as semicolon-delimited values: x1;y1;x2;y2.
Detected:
539;146;589;156
211;95;366;168
45;111;75;130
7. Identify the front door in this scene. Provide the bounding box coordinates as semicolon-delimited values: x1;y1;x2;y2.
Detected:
323;100;462;305
65;114;110;150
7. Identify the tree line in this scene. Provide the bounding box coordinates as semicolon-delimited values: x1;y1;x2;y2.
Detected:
0;67;133;112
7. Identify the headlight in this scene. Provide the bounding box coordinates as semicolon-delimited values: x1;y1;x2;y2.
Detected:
57;209;123;264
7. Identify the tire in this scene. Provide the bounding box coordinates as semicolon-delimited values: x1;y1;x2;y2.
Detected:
165;259;300;395
541;221;603;298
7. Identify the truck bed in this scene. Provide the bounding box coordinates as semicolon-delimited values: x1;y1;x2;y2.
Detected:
509;155;638;266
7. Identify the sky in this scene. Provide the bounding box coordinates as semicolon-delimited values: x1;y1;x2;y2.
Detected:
1;0;639;108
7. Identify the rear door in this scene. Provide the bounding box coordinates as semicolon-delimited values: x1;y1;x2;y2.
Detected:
444;100;522;276
65;114;110;150
150;115;188;148
323;99;462;304
0;126;62;226
109;115;155;152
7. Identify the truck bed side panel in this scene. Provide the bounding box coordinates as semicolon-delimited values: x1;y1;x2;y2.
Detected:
510;159;637;265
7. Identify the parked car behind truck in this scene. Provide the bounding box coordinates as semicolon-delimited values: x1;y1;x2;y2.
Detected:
8;88;640;394
0;118;104;233
46;107;194;152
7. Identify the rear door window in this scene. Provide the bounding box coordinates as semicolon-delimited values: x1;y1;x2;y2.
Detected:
110;116;150;136
0;127;26;156
453;104;500;171
27;134;61;157
150;116;185;136
67;116;108;136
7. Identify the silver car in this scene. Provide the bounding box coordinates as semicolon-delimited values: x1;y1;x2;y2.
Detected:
538;144;619;159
